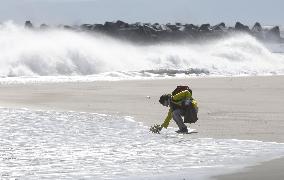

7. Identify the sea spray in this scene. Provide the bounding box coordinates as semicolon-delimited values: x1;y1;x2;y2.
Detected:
0;21;284;80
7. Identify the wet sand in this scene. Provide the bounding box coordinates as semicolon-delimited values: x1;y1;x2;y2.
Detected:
0;76;284;179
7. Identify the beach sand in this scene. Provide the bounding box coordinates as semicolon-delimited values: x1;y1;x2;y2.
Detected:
0;76;284;179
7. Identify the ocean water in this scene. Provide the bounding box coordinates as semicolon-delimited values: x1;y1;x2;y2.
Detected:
0;21;284;83
1;108;284;180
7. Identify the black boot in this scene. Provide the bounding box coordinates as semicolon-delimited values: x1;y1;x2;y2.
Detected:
175;127;188;134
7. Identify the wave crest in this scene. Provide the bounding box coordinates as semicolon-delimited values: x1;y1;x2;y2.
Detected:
0;21;284;79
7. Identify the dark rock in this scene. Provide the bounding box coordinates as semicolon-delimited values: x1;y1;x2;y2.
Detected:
110;20;129;29
63;25;73;30
166;24;180;32
40;24;49;29
184;24;199;32
134;22;142;27
199;24;211;32
141;24;159;39
251;22;264;39
103;20;129;33
104;21;117;31
212;23;226;31
92;24;105;31
31;20;283;43
235;22;250;32
265;26;281;42
152;24;171;32
25;21;33;28
80;24;93;31
251;22;262;32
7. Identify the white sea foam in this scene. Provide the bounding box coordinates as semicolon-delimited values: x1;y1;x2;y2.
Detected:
0;108;284;179
0;21;284;83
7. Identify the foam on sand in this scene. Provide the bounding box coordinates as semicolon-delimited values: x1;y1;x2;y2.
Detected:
1;108;284;179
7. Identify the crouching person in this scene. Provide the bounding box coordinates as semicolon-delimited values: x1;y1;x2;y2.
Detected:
159;89;198;133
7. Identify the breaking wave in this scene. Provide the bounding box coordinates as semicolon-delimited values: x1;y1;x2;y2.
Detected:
0;21;284;81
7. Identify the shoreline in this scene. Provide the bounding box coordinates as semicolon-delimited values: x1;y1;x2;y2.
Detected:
0;76;284;179
215;157;284;180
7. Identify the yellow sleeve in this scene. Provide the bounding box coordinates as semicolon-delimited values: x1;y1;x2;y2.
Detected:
161;109;173;128
172;90;192;101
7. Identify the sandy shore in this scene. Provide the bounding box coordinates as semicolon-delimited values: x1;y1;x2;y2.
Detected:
0;76;284;179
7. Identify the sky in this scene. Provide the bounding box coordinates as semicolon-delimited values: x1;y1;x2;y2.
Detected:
0;0;283;26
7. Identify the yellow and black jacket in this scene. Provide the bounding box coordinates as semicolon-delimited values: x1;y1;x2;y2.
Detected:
161;90;198;128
